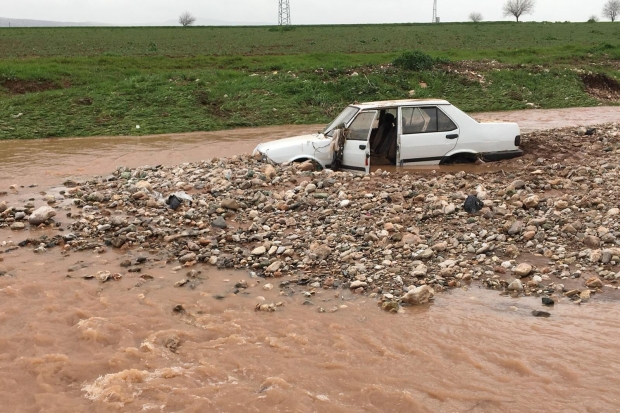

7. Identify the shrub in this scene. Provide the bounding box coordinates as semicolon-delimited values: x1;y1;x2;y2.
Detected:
393;51;435;71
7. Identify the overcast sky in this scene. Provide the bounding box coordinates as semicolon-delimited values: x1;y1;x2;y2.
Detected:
2;0;613;25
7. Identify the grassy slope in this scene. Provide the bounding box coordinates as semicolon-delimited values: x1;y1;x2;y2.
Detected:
1;23;619;139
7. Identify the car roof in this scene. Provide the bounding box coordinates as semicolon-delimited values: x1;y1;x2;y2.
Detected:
352;99;450;110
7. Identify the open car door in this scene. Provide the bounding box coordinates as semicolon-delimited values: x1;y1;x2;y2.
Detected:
341;110;377;173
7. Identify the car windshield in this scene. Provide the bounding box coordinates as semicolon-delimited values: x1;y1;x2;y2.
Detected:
323;106;359;137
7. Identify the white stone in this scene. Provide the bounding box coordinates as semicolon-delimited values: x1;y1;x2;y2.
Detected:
251;246;267;255
28;206;56;225
401;285;434;305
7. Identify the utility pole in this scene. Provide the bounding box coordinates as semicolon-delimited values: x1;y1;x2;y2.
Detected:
432;0;438;23
278;0;291;26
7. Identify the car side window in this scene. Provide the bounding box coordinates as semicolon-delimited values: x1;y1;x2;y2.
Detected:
401;107;428;134
401;107;457;134
437;108;457;132
347;111;377;141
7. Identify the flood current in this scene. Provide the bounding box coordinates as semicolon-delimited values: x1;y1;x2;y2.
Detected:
2;107;620;412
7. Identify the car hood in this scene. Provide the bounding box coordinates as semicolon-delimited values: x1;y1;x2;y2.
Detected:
254;133;331;153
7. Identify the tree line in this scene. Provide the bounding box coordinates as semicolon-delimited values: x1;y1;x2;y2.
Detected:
470;0;620;23
178;0;620;27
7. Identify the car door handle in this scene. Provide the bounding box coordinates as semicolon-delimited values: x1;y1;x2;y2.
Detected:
359;145;367;150
446;134;459;140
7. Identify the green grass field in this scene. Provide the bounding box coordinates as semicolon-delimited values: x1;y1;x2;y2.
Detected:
1;23;620;139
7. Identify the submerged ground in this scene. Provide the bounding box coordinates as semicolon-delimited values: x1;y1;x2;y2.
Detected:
1;22;620;139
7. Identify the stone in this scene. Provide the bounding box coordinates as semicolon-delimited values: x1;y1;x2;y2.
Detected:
266;261;282;272
310;242;332;260
562;224;577;234
607;208;620;216
0;201;7;212
221;198;241;210
251;246;267;255
523;195;540;208
179;253;196;263
580;290;591;301
513;263;533;277
264;164;277;180
443;204;456;215
297;160;315;171
212;216;227;229
28;206;56;225
583;235;601;249
507;279;524;291
508;221;524;235
10;222;25;230
349;280;367;289
135;181;152;191
509;179;526;190
401;285;434;305
532;310;551;318
305;183;317;193
431;242;448;252
416;249;434;260
542;297;555;306
585;277;603;288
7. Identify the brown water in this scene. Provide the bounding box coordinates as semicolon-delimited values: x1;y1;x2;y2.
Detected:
2;105;620;189
1;247;619;413
2;107;620;412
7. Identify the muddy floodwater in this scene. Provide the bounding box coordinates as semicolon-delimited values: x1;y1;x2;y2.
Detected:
2;107;620;412
2;247;620;413
2;106;620;189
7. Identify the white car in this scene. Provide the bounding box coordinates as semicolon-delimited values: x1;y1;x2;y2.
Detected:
253;99;522;173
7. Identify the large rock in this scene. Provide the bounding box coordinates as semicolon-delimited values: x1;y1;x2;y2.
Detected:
221;198;241;210
179;252;196;263
264;164;277;180
28;206;56;225
135;181;152;191
607;208;620;216
585;277;603;288
212;216;227;229
508;221;524;236
415;248;435;260
523;195;540;208
0;201;7;212
10;222;25;230
513;263;533;277
350;280;368;289
251;246;267;255
266;261;283;272
310;242;332;260
401;285;434;305
507;279;524;291
583;235;601;249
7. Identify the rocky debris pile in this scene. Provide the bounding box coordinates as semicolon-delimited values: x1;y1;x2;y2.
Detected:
2;123;620;309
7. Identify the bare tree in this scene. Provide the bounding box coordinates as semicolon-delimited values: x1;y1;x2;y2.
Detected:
603;0;620;22
179;11;196;27
469;12;483;23
503;0;536;22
